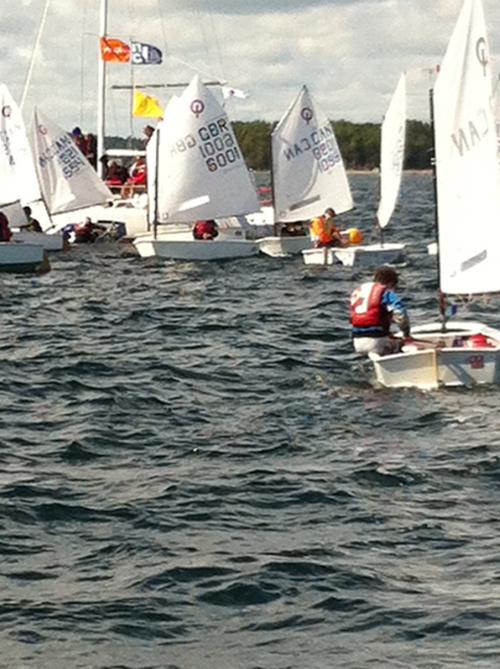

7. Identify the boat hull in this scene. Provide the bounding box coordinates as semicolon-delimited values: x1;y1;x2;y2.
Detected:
335;243;405;267
0;242;49;273
12;230;65;251
257;235;312;258
369;321;500;389
302;247;338;265
133;235;258;261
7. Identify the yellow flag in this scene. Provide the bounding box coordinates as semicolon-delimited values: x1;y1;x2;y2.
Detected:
133;91;163;118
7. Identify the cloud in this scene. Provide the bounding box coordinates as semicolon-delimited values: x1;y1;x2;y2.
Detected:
0;0;498;139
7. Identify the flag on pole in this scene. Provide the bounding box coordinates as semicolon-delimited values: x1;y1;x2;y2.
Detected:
221;86;249;100
100;37;131;63
133;91;163;118
131;41;163;65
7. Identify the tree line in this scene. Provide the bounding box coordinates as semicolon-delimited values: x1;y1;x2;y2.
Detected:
109;119;433;171
232;119;433;172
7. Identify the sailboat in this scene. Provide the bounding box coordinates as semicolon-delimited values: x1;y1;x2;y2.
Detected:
30;107;113;238
370;0;500;389
256;85;353;258
0;83;49;273
133;74;261;261
335;74;407;268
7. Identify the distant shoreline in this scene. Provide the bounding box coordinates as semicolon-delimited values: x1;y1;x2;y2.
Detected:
347;168;432;176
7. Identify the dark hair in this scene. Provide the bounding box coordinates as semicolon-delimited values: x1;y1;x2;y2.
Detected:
23;206;32;216
324;208;336;217
374;266;399;287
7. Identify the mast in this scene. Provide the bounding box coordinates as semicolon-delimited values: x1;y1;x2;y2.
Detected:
270;124;277;236
377;111;384;247
21;0;51;111
97;0;108;179
429;83;446;332
153;127;160;240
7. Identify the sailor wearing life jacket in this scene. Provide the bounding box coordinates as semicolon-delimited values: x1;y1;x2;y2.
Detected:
0;212;12;242
350;266;410;356
309;208;344;248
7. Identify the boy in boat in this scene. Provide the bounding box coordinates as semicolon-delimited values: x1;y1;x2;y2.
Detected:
22;206;43;233
350;266;410;356
310;208;344;248
0;212;12;242
192;220;219;240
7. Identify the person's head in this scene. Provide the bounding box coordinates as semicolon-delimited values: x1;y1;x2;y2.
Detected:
324;208;336;218
374;265;399;289
144;125;154;138
72;126;82;137
23;206;32;217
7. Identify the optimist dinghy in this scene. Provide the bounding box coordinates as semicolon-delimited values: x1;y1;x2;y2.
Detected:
370;0;500;389
335;74;407;268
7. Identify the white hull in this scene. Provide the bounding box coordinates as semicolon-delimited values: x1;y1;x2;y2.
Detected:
244;206;274;238
369;321;500;389
335;242;405;267
257;235;312;258
52;198;148;238
133;233;258;260
302;247;338;266
12;229;65;251
0;242;47;273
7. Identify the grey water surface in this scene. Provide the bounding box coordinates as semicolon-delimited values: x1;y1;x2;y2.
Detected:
2;174;500;668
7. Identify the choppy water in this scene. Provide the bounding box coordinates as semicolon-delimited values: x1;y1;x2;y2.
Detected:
2;174;500;668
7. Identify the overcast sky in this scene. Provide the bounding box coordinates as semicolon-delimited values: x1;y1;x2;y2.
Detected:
2;0;500;138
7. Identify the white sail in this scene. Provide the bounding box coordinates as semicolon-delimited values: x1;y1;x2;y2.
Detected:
434;0;500;295
272;85;353;223
31;108;112;215
494;76;500;164
154;75;259;222
146;95;181;226
376;73;406;229
0;83;41;215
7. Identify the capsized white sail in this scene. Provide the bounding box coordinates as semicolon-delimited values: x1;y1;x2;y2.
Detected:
376;73;406;229
0;83;40;225
434;0;500;295
31;107;113;216
154;75;259;222
272;85;353;223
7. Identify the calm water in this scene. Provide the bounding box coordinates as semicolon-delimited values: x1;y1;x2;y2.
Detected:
2;174;500;668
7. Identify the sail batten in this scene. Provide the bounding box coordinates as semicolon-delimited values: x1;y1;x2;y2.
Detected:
272;85;353;222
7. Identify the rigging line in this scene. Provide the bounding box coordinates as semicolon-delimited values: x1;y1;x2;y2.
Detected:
204;0;227;83
21;0;51;111
167;54;226;85
155;0;170;57
79;2;90;129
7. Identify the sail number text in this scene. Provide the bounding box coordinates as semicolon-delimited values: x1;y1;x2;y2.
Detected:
38;134;86;180
283;125;341;172
170;117;242;173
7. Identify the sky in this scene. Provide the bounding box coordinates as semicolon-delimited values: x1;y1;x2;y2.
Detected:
2;0;500;138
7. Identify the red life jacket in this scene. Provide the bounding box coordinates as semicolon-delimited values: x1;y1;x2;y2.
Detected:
0;215;12;242
193;220;218;239
350;282;390;331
